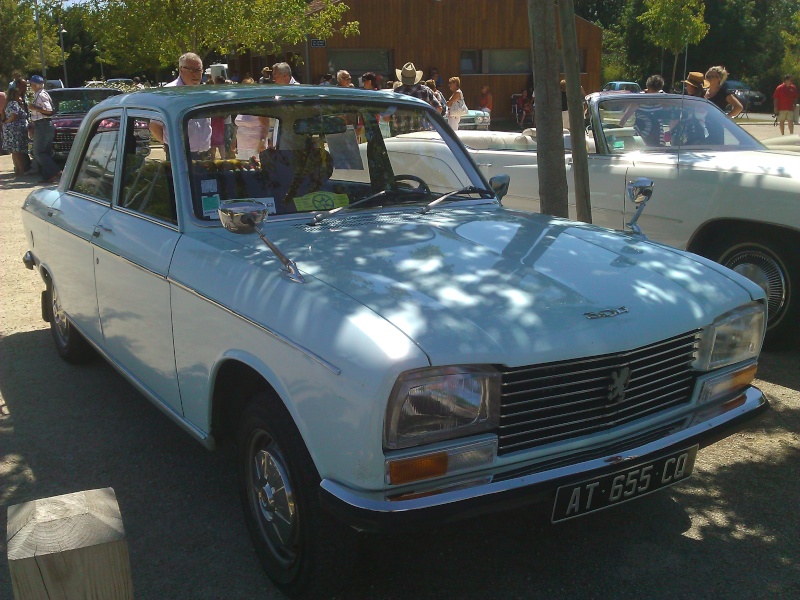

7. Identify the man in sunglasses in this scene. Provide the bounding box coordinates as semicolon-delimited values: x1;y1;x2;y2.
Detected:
150;52;211;158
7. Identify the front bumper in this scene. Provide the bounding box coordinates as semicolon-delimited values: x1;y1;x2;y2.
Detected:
320;386;767;532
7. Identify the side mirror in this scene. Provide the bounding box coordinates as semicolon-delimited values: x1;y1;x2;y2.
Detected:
489;174;510;201
625;177;655;237
218;201;268;234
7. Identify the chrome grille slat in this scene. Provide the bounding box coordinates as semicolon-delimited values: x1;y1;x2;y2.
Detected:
498;330;699;454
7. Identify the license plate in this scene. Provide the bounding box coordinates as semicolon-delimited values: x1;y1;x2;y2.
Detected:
551;445;698;523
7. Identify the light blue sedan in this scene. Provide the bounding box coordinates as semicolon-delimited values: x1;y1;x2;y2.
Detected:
22;85;767;598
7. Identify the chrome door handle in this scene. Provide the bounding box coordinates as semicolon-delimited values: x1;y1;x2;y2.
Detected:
46;208;60;217
92;225;112;237
477;163;493;168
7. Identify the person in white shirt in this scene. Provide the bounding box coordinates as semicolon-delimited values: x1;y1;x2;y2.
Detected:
149;53;212;158
28;75;61;183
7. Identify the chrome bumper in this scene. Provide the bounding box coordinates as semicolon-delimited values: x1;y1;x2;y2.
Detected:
320;386;767;532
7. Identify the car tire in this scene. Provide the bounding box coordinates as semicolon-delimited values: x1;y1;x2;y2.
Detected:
47;281;94;364
710;236;798;349
237;392;358;598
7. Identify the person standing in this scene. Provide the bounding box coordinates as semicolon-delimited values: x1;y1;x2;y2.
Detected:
682;72;706;97
446;77;466;130
28;75;61;183
272;63;300;85
336;70;352;87
2;83;30;176
361;72;377;90
704;66;742;118
258;66;272;84
149;53;211;158
424;80;447;116
393;62;442;112
773;75;798;135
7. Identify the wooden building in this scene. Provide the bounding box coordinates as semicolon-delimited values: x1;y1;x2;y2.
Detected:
235;0;602;122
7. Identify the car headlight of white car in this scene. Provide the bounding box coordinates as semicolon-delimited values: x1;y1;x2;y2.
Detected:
384;366;500;450
694;302;765;371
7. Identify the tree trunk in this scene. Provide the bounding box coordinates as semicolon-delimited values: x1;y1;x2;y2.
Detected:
528;0;568;218
557;0;591;223
672;51;680;91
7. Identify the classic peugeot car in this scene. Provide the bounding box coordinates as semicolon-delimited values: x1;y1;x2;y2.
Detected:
450;92;800;348
457;107;491;130
22;86;768;597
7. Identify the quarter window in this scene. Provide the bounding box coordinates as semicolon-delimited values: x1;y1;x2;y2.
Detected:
70;117;120;201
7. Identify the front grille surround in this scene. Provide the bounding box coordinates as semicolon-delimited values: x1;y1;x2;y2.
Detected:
498;330;700;455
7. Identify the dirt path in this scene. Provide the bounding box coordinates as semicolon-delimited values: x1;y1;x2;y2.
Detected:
1;153;798;598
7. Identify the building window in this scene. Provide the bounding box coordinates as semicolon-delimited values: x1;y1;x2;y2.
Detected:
457;49;587;76
326;50;391;79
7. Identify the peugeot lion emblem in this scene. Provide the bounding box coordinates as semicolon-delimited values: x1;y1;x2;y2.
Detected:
607;366;631;404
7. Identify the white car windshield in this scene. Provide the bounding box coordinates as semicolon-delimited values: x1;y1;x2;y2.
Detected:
595;95;764;154
184;100;486;220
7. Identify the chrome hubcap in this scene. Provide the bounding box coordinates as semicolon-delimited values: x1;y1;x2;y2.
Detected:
249;434;297;565
51;286;69;339
723;248;787;329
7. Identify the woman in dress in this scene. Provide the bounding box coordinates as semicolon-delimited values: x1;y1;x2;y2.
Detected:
2;84;30;176
704;66;743;118
446;76;465;131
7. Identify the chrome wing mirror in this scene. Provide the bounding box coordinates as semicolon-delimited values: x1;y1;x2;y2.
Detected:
489;174;510;202
218;201;305;283
625;177;654;237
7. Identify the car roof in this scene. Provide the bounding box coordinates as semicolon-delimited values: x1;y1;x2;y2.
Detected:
97;85;430;113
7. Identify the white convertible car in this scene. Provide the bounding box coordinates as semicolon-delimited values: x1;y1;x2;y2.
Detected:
451;93;800;347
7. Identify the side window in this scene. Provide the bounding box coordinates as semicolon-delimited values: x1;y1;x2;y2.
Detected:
119;116;177;224
70;116;120;201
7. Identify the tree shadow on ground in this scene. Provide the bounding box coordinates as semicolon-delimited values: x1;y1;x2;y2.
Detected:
1;329;797;599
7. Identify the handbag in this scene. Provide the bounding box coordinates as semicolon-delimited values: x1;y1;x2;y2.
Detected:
450;94;468;118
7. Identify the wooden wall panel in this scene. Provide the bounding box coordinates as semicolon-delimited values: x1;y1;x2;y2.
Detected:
301;0;602;122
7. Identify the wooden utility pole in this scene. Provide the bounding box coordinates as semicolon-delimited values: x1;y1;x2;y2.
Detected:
557;0;592;223
527;0;568;218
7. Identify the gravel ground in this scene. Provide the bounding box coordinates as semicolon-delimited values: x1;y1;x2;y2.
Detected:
1;149;798;599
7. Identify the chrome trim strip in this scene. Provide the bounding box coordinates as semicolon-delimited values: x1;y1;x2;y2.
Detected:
168;277;341;375
321;387;765;514
64;313;215;450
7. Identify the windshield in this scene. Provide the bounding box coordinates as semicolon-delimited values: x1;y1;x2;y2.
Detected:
49;89;122;115
185;100;484;220
594;95;764;153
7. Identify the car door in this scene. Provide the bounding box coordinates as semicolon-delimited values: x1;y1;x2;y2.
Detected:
44;112;121;345
91;110;184;414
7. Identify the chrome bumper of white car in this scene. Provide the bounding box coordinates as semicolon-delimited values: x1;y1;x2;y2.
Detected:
320;386;767;532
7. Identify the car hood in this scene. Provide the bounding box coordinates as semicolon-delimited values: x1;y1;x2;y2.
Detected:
249;207;755;367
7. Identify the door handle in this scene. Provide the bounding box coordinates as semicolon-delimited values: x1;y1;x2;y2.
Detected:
477;163;493;168
92;225;112;237
46;208;60;217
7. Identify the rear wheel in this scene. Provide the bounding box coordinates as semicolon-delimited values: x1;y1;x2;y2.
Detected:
47;281;94;364
711;236;798;348
237;392;358;598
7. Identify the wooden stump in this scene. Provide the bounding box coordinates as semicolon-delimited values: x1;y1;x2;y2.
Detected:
6;487;134;599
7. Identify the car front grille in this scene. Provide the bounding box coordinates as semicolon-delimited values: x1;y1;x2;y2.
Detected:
498;330;700;455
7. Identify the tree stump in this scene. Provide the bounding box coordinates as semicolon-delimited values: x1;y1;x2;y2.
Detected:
6;487;134;599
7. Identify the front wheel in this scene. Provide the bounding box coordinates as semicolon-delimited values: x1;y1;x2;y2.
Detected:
237;392;358;598
47;281;94;364
712;236;798;348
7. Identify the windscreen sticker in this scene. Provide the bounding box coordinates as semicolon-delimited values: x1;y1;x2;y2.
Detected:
201;194;221;216
293;192;350;212
201;179;218;194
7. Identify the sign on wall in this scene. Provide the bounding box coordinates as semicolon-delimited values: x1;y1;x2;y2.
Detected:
310;39;326;48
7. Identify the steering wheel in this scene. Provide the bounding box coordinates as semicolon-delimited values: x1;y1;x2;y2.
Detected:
391;174;431;199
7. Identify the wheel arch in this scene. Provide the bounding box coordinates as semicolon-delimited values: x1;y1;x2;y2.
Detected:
687;219;800;256
209;353;304;451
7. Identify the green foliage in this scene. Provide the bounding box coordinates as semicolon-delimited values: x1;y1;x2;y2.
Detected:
779;11;800;78
0;0;63;84
637;0;709;55
87;0;359;73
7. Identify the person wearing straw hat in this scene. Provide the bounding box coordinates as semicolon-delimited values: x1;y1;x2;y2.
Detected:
682;72;707;97
258;66;272;84
393;62;442;112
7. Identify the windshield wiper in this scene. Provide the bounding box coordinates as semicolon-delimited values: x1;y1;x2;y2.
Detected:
309;189;388;226
420;186;494;215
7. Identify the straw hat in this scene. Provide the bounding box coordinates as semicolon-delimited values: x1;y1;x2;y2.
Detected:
395;62;423;86
683;72;707;89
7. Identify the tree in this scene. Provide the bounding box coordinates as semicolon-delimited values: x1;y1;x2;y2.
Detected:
637;0;709;88
780;10;800;77
527;0;568;218
87;0;358;73
0;0;63;83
